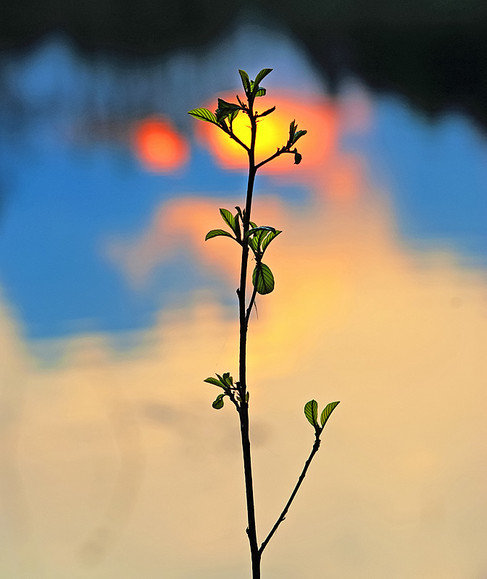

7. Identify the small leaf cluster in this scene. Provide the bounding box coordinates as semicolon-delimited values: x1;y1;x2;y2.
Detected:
285;120;307;165
238;68;272;100
188;68;272;132
188;68;306;167
304;400;340;435
204;372;247;410
247;223;281;295
205;206;281;296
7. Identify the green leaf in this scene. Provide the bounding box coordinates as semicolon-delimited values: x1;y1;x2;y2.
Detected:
248;235;259;254
246;225;276;239
212;393;225;409
289;120;297;140
254;68;273;86
205;229;235;241
219;208;236;232
246;221;259;251
249;228;277;254
304;400;319;427
188;108;219;125
256;230;268;249
320;401;340;428
217;98;241;111
204;376;225;388
228;109;240;123
233;209;242;241
258;106;276;117
261;229;282;252
216;99;241;122
239;69;251;94
221;372;234;387
249;80;267;98
252;262;275;295
292;129;307;144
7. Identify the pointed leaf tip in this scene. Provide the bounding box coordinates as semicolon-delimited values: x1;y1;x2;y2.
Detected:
293;129;307;143
320;401;340;428
304;400;318;427
261;229;282;252
239;69;251;94
219;208;236;231
254;68;273;86
205;229;235;241
259;106;276;117
216;99;241;122
188;108;219;125
204;376;225;388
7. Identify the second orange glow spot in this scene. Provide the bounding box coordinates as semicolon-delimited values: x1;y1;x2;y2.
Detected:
133;117;188;173
198;92;338;173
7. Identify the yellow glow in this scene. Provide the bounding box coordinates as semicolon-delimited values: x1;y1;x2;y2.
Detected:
198;92;338;172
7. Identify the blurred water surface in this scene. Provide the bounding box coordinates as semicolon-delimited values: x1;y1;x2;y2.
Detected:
0;20;486;579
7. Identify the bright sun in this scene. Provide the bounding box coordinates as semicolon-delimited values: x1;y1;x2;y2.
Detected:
197;92;338;173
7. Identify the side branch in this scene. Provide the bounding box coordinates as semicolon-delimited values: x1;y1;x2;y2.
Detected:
259;434;322;556
255;149;283;170
255;146;298;170
228;130;250;152
220;122;250;152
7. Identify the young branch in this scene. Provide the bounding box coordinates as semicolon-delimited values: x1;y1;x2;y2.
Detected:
259;433;322;556
220;122;250;152
255;148;285;170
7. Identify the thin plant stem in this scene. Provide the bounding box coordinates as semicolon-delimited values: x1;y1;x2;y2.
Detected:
190;69;339;579
237;107;262;577
259;434;321;556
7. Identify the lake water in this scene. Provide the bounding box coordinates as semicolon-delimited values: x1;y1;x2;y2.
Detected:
1;20;486;579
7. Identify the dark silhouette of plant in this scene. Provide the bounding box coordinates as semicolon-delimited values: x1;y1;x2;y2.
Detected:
189;68;340;578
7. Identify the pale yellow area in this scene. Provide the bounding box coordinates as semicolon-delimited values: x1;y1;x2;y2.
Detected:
1;181;487;577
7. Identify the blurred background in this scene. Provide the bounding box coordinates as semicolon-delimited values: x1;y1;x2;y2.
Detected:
1;2;486;578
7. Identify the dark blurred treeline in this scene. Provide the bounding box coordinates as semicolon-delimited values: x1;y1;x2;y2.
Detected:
2;0;487;128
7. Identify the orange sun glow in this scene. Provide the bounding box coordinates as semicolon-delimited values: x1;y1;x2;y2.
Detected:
133;117;189;172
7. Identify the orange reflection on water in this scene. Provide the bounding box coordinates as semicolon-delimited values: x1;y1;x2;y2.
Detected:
133;116;189;172
197;93;338;173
